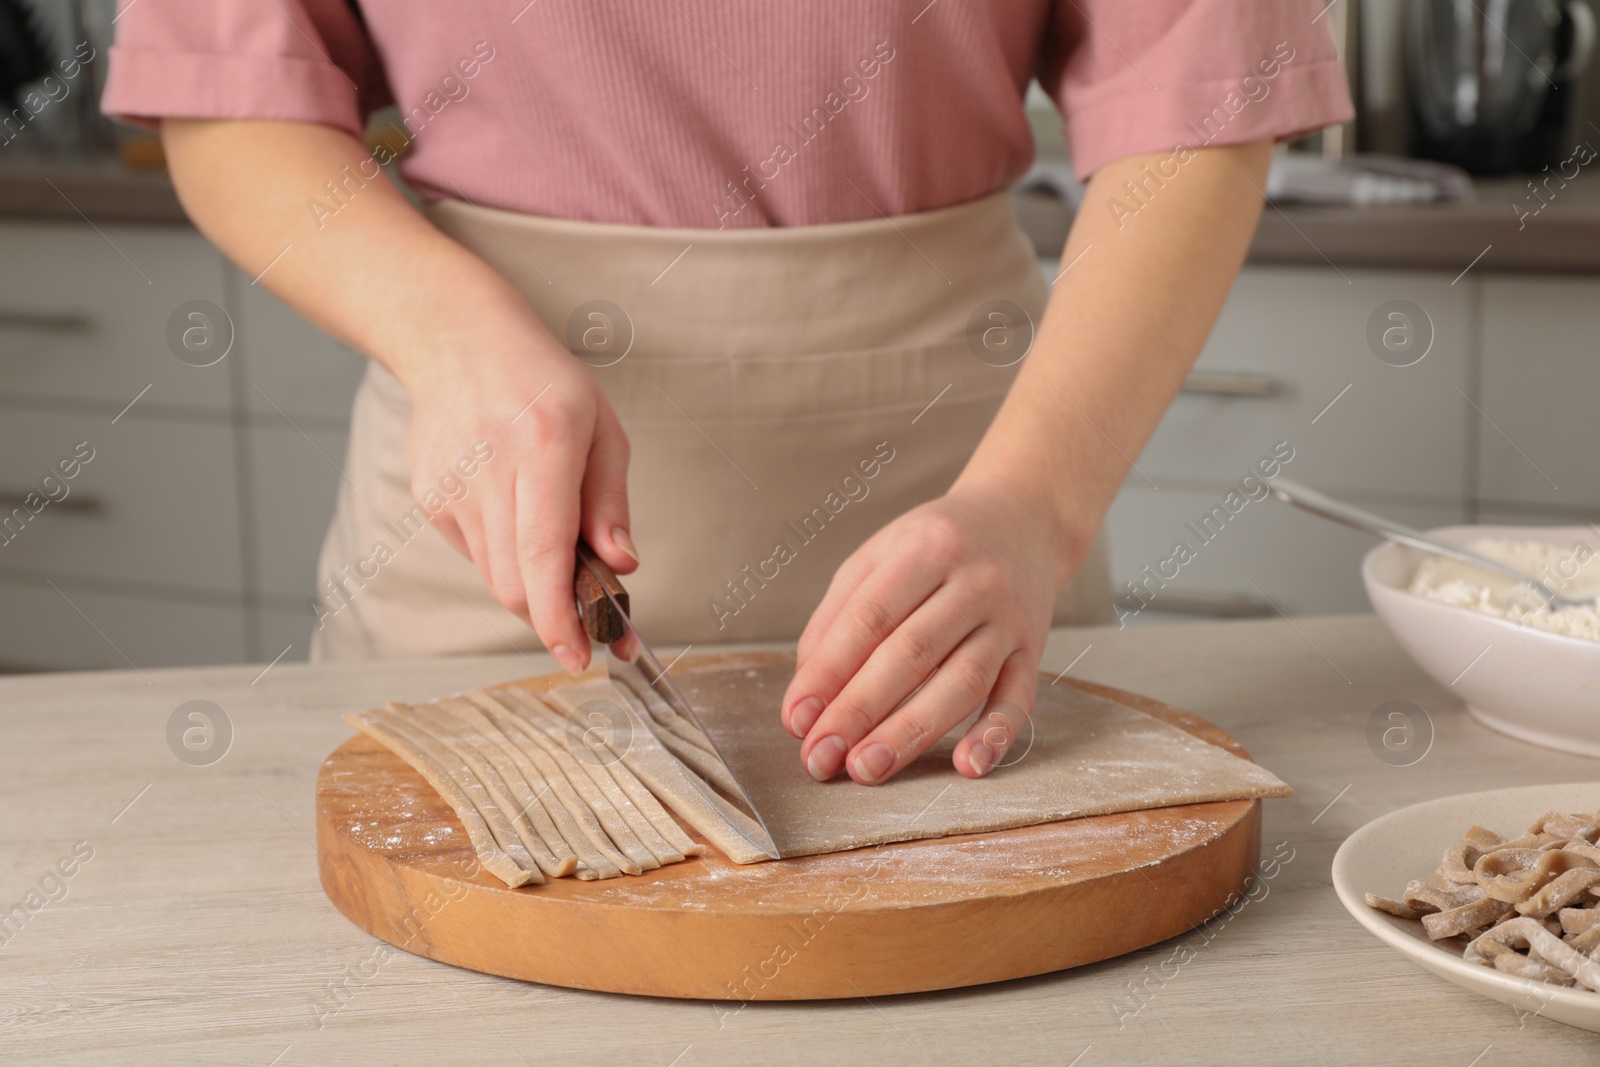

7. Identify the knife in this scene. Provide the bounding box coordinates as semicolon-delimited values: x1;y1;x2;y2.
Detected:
573;540;781;859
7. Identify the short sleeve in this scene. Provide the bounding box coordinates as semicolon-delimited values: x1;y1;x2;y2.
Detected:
1040;0;1355;180
101;0;391;136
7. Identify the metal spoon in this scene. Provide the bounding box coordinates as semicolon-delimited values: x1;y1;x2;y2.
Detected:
1269;477;1592;611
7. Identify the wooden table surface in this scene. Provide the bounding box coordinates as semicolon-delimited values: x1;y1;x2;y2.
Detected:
3;615;1595;1065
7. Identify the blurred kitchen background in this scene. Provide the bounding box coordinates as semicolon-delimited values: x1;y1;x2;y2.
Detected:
1;0;1598;672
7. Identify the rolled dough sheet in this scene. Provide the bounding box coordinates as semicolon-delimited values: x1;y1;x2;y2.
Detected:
653;661;1292;861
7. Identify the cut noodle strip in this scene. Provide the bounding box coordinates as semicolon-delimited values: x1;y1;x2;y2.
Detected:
346;682;706;888
1367;805;1600;993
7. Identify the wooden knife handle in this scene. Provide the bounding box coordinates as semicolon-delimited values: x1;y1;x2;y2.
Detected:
575;539;630;645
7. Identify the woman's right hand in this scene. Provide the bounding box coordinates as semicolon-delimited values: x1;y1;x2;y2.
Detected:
158;118;637;669
399;311;637;674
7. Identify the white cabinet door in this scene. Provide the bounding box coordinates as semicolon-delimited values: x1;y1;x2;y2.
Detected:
1478;508;1600;527
1137;266;1472;504
1106;485;1465;619
257;607;316;665
234;270;367;422
0;581;248;671
0;222;232;412
248;423;348;607
0;408;245;594
1479;276;1600;513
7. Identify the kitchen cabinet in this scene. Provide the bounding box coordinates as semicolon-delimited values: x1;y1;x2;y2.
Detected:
1138;267;1472;503
1477;275;1600;514
235;273;368;422
1478;508;1600;529
257;605;322;665
1106;485;1464;622
248;422;347;605
0;408;244;593
1097;264;1476;622
0;578;249;672
2;213;1594;670
1091;265;1596;624
0;222;232;412
236;267;366;661
0;220;361;672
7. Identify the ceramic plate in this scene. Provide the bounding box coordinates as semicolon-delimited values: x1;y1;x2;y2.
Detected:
1331;783;1600;1033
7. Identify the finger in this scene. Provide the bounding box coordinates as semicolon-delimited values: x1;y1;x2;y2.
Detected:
785;553;940;744
953;650;1039;778
786;557;881;733
437;494;492;591
844;627;1007;785
427;504;472;559
580;403;637;576
794;539;886;668
515;438;590;674
478;477;532;626
609;628;641;662
793;585;979;754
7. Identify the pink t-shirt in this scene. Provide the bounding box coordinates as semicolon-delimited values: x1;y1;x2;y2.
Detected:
103;1;1352;229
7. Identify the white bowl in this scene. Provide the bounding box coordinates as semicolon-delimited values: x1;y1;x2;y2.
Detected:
1362;525;1600;757
1332;783;1600;1032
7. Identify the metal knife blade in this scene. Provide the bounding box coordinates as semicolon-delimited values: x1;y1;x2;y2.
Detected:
578;554;780;860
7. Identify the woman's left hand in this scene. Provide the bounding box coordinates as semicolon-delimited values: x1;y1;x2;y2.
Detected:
780;482;1072;785
778;137;1276;788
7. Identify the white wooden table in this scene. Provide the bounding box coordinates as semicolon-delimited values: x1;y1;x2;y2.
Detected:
3;616;1595;1065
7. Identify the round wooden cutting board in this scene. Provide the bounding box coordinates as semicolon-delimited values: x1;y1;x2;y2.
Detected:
316;655;1266;1000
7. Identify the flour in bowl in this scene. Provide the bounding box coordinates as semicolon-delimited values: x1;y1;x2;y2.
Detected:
1408;539;1600;642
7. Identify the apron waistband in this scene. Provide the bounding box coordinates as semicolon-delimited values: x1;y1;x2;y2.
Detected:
426;190;1046;360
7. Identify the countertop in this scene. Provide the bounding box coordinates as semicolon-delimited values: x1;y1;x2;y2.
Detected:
1025;173;1600;275
6;151;1600;273
0;152;189;225
2;615;1595;1065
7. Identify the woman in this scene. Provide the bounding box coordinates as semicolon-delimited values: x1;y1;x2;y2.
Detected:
105;3;1351;787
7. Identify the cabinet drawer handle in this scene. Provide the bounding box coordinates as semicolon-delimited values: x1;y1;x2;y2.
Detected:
0;491;103;514
1113;592;1274;617
0;310;93;334
1180;371;1282;397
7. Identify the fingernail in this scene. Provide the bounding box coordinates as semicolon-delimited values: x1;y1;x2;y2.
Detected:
611;526;638;564
969;741;995;777
806;735;847;781
852;742;895;784
789;697;823;738
551;644;581;674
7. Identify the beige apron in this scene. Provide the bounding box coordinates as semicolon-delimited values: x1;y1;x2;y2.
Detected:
310;191;1112;661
